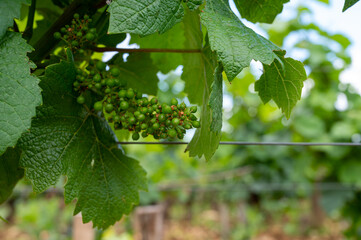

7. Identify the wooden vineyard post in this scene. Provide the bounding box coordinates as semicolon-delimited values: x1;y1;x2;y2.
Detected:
133;204;165;240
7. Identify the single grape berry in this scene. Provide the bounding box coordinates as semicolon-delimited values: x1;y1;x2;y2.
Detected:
96;61;106;71
73;13;80;19
120;101;129;110
77;95;85;104
54;32;61;39
168;129;177;138
71;40;79;47
110;67;120;77
85;33;95;41
190;106;197;113
152;122;160;130
158;114;166;122
163;105;172;114
192;121;200;128
172;118;180;126
76;32;83;38
141;123;148;130
126;89;134;99
105;103;114;113
94;101;103;111
150;97;158;105
106;78;115;87
132;132;140;141
171;98;178;106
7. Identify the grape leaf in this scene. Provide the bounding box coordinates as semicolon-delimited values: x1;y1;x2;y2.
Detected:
255;50;307;119
343;0;360;11
0;147;24;204
209;65;223;133
200;0;280;81
185;39;221;161
186;0;203;10
182;8;207;105
0;32;42;155
18;55;147;229
109;53;159;95
130;22;184;74
0;0;29;38
108;0;184;36
233;0;289;23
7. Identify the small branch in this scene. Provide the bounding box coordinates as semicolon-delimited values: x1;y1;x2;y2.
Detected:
91;46;202;54
23;0;36;42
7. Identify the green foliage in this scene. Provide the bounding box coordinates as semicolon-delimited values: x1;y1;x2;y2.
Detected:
255;50;307;118
343;0;360;11
0;32;42;154
234;0;289;23
200;0;281;81
0;147;23;204
209;65;223;133
0;0;29;38
130;22;184;74
18;55;147;228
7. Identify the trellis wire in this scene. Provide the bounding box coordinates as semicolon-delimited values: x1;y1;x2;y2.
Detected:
116;141;361;146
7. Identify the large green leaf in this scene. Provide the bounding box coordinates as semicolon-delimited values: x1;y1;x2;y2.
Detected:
186;0;203;10
0;32;42;155
0;0;29;38
130;22;184;74
18;55;147;229
185;40;221;161
209;65;223;133
234;0;289;23
109;53;159;95
200;0;280;81
255;50;307;118
181;9;207;105
343;0;360;11
0;147;24;204
108;0;184;36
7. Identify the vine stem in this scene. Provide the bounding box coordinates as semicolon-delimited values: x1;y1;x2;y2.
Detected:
91;47;201;53
23;0;36;42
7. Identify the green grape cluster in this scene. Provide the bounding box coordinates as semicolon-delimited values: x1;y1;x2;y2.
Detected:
53;13;97;53
74;60;200;141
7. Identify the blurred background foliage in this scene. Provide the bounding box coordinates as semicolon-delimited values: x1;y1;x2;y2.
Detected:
2;0;361;239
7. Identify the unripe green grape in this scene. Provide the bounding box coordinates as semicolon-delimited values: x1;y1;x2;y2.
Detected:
105;103;113;113
54;32;61;39
94;83;102;89
150;97;158;105
172;118;180;126
171;98;178;106
118;89;127;98
93;74;101;82
94;101;103;111
141;123;148;130
106;78;115;87
85;33;95;41
104;88;111;94
74;13;80;19
179;102;186;110
84;14;89;20
82;26;88;31
168;129;177;138
113;79;120;86
163;105;172;114
72;20;76;25
152;105;158;111
141;132;148;138
77;95;85;104
175;127;182;135
129;117;136;124
134;111;140;117
96;61;106;71
71;40;79;47
140;107;148;114
190;106;197;113
165;119;171;126
122;122;129;128
177;133;184;139
110;67;120;77
150;118;157;124
135;92;142;99
152;122;160;130
158;114;166;122
138;114;145;121
100;79;106;86
76;32;83;38
107;115;113;123
184;123;191;129
135;126;141;132
126;89;134;99
190;114;197;121
88;84;93;88
114;115;120;122
192;121;200;128
90;28;97;34
73;81;80;87
61;27;67;33
142;98;148;106
78;49;85;54
120;101;129;110
172;111;178;117
160;133;167;139
147;128;154;134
